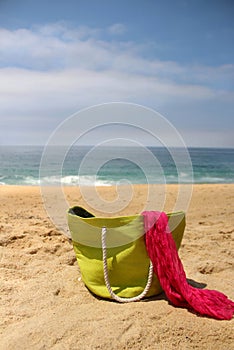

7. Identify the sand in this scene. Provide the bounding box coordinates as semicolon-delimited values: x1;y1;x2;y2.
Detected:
0;184;233;349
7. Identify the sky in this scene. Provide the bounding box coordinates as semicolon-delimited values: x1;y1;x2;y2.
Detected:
0;0;233;147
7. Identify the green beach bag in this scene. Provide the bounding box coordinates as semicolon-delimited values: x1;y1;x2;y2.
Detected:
67;206;185;301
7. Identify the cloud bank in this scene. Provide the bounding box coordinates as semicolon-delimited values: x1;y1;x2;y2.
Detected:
0;23;233;146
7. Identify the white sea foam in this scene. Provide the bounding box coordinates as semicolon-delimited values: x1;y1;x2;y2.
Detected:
39;175;113;186
1;146;233;185
196;176;227;183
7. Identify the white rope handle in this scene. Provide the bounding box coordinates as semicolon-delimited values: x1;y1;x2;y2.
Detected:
101;226;154;303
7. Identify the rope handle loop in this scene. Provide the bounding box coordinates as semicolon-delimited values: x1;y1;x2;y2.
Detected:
101;226;154;303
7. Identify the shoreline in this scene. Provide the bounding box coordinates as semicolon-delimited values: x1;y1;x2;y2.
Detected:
1;182;234;187
0;184;233;349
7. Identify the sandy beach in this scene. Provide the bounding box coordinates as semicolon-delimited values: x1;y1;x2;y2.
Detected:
0;184;233;349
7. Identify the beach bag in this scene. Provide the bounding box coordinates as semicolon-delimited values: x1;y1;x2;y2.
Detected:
67;206;185;301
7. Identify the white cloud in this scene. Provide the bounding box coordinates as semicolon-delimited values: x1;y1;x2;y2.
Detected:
0;66;217;117
108;23;126;35
0;22;233;87
0;22;233;146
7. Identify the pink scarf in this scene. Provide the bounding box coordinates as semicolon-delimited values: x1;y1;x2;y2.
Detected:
142;211;234;320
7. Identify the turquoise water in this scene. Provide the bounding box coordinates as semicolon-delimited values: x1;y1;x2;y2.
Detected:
0;146;233;185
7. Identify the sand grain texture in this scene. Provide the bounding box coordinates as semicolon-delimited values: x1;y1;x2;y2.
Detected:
0;185;233;349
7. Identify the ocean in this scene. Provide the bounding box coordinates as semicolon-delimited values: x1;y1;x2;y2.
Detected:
0;146;233;186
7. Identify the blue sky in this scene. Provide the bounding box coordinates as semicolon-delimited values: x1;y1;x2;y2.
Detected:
0;0;233;146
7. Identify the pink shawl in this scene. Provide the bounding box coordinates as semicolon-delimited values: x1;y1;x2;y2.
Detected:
142;211;234;320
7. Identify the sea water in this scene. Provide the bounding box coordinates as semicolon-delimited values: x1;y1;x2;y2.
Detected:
0;146;233;185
